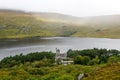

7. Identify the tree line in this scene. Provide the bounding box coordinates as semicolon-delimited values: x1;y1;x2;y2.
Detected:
0;52;55;68
0;48;120;68
67;48;120;65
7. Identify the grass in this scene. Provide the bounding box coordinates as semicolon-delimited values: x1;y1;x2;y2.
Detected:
0;10;120;39
0;60;120;80
83;62;120;80
0;64;101;80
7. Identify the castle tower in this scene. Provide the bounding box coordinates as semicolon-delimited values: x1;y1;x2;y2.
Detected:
55;48;60;60
55;48;59;63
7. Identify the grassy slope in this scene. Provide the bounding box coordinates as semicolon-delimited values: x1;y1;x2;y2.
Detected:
73;15;120;38
0;10;81;39
0;9;120;39
83;62;120;80
1;62;120;80
0;12;56;39
0;64;99;80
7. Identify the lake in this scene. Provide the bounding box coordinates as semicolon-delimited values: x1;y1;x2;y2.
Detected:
0;37;120;60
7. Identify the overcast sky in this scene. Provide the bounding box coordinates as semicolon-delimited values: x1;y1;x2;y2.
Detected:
0;0;120;17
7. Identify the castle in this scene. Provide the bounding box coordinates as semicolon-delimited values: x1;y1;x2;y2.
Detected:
55;48;67;60
55;48;73;65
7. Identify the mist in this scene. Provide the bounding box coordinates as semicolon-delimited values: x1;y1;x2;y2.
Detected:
0;0;120;17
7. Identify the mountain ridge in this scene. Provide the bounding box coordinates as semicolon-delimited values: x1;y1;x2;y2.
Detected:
0;9;120;39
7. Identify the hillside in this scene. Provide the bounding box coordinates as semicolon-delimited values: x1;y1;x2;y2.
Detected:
0;9;81;39
73;15;120;38
0;9;120;39
83;62;120;80
0;48;120;80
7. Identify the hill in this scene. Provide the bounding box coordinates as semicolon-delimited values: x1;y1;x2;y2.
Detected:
0;48;120;80
0;9;120;39
73;15;120;38
0;9;82;39
83;62;120;80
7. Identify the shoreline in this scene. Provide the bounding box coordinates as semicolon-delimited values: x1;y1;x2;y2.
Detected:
0;36;120;41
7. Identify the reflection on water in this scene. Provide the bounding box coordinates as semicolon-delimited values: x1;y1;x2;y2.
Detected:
0;37;120;60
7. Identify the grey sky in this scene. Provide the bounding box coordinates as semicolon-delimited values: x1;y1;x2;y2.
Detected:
0;0;120;17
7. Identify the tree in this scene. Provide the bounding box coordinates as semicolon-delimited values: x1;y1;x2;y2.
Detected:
82;56;90;65
74;56;83;64
108;56;118;63
74;56;90;65
93;56;100;64
0;51;55;68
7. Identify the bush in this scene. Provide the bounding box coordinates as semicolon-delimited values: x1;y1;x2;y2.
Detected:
40;73;60;80
56;75;74;80
27;68;50;75
74;56;90;65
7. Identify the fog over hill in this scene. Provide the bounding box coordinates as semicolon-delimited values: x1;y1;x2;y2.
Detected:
0;9;120;39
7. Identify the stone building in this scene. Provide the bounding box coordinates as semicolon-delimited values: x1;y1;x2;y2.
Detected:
55;48;73;65
55;48;67;60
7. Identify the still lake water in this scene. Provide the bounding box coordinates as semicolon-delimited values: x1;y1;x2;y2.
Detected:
0;37;120;60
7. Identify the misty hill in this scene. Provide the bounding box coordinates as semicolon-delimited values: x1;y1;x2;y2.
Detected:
0;9;83;39
0;9;120;39
83;15;120;27
31;12;82;23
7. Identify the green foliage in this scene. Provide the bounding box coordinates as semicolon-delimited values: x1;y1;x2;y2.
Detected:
74;56;90;65
92;56;100;64
27;68;50;75
0;64;98;80
40;73;61;80
108;56;120;63
88;56;100;65
83;62;120;80
68;48;120;65
0;48;120;80
56;75;74;80
0;52;55;68
82;56;91;65
74;55;83;64
0;68;31;80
